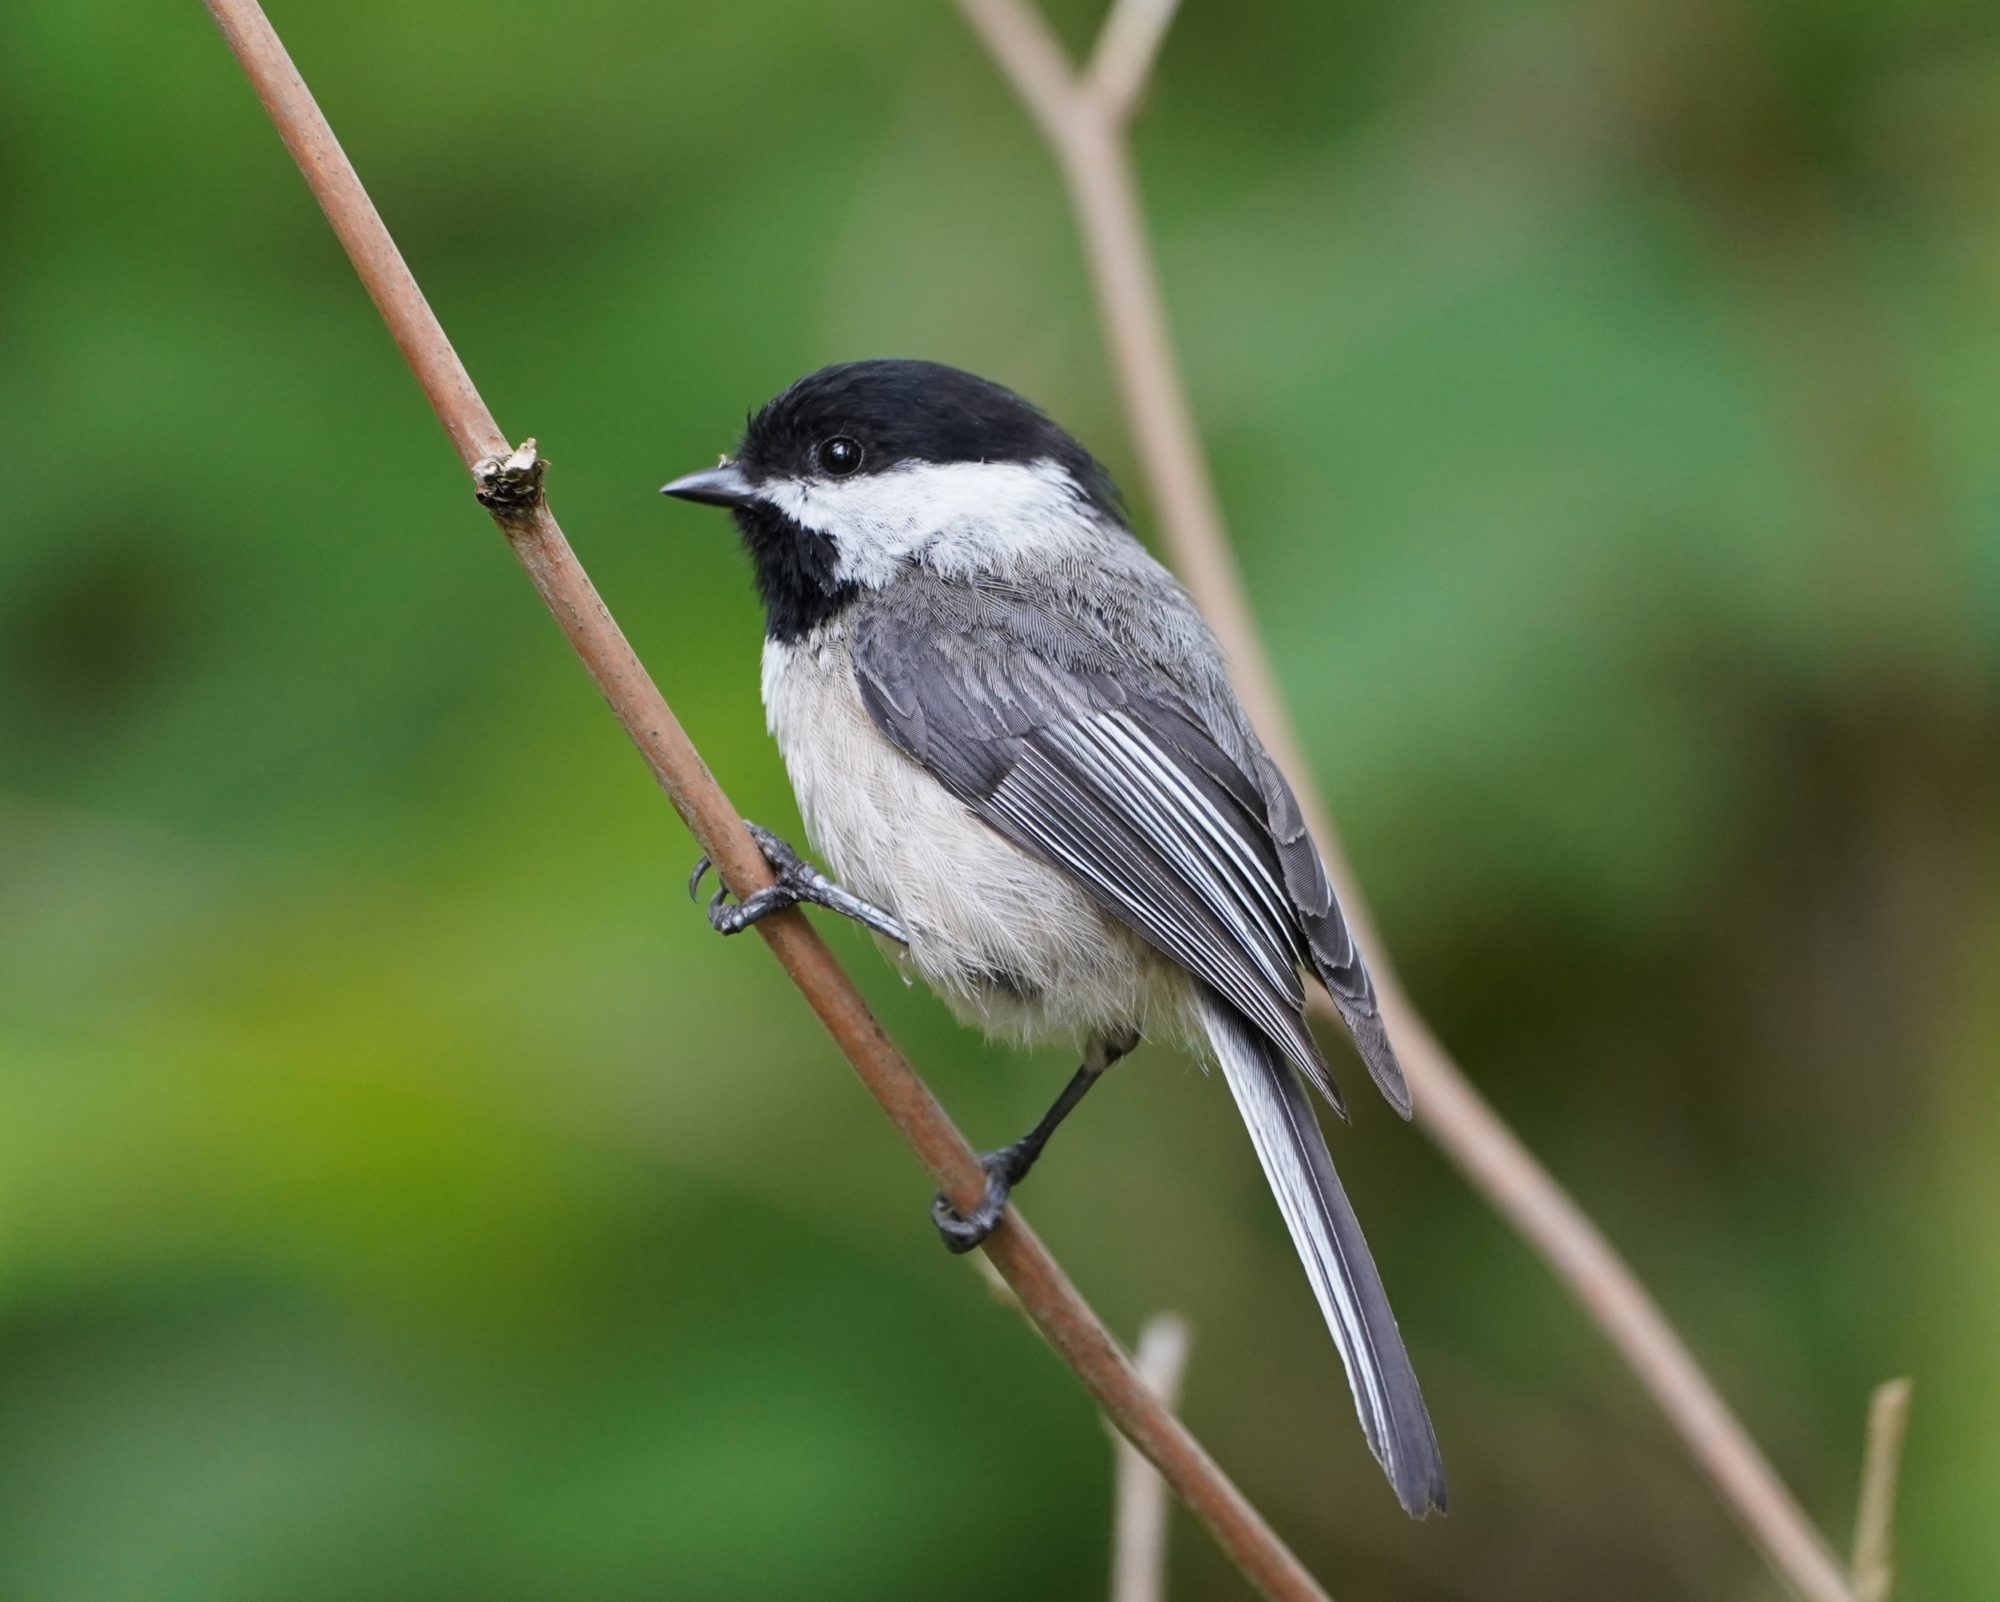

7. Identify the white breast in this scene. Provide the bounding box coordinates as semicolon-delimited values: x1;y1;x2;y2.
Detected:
761;625;1184;1046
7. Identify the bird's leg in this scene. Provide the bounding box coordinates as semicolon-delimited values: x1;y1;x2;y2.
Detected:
932;1032;1137;1254
689;822;908;944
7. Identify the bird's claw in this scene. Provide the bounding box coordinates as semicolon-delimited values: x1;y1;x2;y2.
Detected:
689;822;796;897
689;823;813;936
688;822;908;944
931;1148;1030;1254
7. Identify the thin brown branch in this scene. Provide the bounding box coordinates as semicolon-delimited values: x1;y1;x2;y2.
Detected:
200;5;1355;1599
1110;1315;1193;1602
955;3;1859;1600
197;7;1343;1602
1850;1378;1912;1602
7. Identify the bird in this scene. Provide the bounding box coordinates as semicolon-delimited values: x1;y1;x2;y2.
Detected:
662;358;1446;1516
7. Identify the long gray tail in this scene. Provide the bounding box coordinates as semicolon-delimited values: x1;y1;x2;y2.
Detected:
1199;994;1447;1516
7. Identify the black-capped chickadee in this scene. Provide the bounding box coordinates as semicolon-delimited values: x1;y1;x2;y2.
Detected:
664;359;1445;1515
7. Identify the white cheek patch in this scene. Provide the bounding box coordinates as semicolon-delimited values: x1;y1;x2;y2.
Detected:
760;458;1098;588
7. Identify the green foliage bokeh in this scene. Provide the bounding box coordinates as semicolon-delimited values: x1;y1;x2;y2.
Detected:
2;0;1996;1596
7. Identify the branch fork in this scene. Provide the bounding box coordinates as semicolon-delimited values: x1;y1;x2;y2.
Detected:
956;2;1879;1600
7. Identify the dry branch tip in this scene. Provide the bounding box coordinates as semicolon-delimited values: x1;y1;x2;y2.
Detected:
1850;1377;1913;1602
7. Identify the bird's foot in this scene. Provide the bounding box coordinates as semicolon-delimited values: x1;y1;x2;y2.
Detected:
689;822;812;935
688;823;907;942
931;1144;1034;1254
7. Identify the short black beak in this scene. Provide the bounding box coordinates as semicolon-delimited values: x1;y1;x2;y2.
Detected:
660;460;757;508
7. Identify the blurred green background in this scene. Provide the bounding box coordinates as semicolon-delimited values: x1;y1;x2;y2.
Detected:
3;0;1997;1596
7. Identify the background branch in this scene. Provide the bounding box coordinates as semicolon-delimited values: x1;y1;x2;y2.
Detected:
953;2;1861;1600
198;4;1339;1600
1110;1314;1193;1602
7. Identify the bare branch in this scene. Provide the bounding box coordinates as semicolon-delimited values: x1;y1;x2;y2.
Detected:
1085;0;1184;124
1111;1315;1194;1602
199;5;1337;1601
1851;1378;1913;1602
959;3;1859;1600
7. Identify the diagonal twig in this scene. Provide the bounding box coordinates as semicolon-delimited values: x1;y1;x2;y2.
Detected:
196;4;1338;1600
1850;1378;1913;1602
953;2;1860;1599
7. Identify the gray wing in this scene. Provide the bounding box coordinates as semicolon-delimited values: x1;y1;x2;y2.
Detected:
851;580;1402;1112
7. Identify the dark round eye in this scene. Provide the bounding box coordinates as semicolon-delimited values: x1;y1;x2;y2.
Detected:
819;436;863;477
